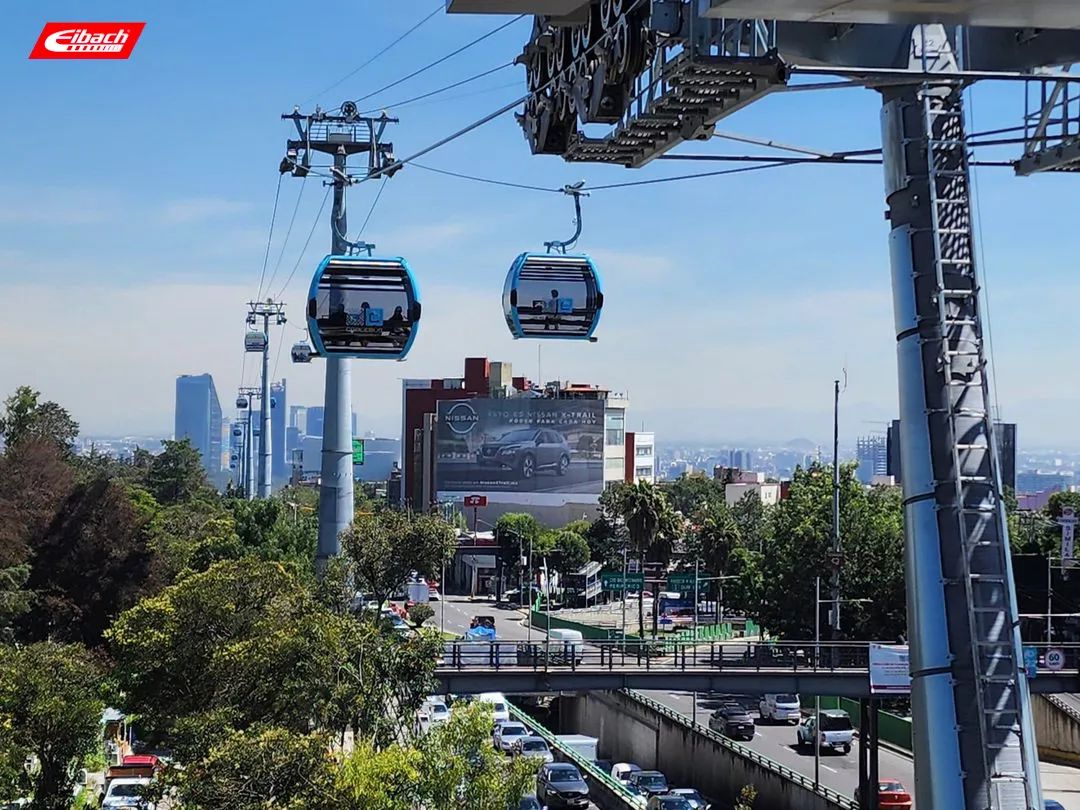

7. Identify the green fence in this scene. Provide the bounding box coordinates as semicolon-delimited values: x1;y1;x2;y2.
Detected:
529;611;761;645
800;696;912;751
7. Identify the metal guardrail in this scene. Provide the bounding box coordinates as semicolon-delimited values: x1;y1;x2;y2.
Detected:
507;703;642;808
623;689;857;810
1044;693;1080;724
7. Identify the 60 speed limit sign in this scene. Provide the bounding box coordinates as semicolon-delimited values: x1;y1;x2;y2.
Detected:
1045;648;1066;672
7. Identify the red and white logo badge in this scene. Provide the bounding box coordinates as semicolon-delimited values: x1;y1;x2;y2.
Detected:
30;22;145;59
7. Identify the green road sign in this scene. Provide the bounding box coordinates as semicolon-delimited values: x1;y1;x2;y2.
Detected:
600;571;644;591
667;572;703;590
352;439;364;465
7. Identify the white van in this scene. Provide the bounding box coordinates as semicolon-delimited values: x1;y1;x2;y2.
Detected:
547;628;585;664
759;693;802;724
477;692;510;725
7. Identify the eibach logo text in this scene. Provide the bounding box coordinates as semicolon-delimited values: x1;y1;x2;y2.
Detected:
29;22;145;59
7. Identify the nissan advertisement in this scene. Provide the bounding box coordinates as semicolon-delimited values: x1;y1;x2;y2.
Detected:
435;399;604;496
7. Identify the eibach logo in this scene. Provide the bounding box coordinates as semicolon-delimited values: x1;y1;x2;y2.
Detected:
29;22;145;59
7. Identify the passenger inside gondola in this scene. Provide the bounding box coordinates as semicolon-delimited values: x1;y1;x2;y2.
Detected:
385;305;408;334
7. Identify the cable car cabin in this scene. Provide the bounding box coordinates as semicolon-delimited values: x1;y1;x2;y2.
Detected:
306;255;421;360
291;342;313;364
503;253;603;340
235;396;248;409
244;331;268;353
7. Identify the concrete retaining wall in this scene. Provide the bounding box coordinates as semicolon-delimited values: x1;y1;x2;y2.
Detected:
562;691;852;810
1033;695;1080;765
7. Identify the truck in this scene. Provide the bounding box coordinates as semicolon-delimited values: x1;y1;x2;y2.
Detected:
555;734;599;763
407;580;430;604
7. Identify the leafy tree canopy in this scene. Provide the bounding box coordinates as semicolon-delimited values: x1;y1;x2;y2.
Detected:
0;387;78;455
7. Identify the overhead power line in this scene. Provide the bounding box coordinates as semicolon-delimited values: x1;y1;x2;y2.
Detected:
351;15;525;105
302;2;444;105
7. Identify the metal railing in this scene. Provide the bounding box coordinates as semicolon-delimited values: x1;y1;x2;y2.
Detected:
439;639;1080;675
1043;693;1080;724
623;689;856;810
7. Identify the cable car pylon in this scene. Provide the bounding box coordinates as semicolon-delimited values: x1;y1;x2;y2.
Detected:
280;102;404;569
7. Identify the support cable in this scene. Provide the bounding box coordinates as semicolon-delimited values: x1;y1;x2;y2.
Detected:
264;176;307;297
302;2;444;105
349;16;525;106
411;162;562;193
355;176;388;239
275;186;332;301
359;63;515;115
256;174;284;299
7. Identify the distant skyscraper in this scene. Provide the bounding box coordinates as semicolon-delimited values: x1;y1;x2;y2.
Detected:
271;380;286;483
175;374;223;477
888;419;1016;491
731;449;753;470
306;406;325;438
288;405;307;434
856;436;888;484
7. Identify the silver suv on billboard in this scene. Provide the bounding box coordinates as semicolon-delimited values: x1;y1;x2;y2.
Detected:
476;428;572;479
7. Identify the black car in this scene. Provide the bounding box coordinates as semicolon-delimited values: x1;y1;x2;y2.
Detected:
708;706;755;741
517;796;542;810
537;763;590;808
627;770;669;797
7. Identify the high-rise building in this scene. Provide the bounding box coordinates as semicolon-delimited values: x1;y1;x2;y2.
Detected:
288;405;307;434
306;406;325;439
270;379;286;483
731;449;753;470
888;419;1017;491
856;435;888;484
174;374;223;478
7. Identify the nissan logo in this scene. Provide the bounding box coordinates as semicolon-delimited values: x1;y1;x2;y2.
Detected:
444;401;479;436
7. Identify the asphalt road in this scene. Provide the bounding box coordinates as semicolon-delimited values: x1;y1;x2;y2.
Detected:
438;594;548;641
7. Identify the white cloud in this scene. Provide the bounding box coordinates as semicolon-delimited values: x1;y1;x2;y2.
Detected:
161;198;250;224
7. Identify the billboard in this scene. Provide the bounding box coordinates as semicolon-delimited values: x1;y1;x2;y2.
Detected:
435;398;604;496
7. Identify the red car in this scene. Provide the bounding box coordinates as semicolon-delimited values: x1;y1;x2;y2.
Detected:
854;779;912;810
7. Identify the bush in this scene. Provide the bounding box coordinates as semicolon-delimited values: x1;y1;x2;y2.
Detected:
408;604;435;627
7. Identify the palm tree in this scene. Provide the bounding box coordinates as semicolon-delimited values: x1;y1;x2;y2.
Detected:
614;480;671;639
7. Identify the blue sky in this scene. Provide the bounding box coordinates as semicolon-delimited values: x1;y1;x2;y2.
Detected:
2;2;1079;448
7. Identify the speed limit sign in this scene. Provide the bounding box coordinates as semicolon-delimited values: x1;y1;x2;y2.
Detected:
1046;648;1066;672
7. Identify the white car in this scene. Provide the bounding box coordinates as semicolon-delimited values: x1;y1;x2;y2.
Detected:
759;693;801;724
611;762;642;785
513;736;554;763
477;692;510;726
102;778;155;809
494;721;530;753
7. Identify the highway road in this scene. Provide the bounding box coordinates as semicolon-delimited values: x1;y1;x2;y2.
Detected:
435;598;1080;806
646;690;1080;808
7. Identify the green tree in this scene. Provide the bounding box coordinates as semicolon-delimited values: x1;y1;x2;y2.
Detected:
147;439;210;504
417;702;538;810
0;642;104;810
408;603;434;626
760;463;906;640
164;726;335;810
607;480;673;638
0;387;79;454
19;474;158;647
551;529;589;576
731;489;772;553
226;496;317;564
148;499;241;579
0;563;30;643
662;472;727;517
341;512;456;614
336;741;422;810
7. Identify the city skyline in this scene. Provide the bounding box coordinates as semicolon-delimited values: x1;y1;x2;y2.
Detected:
4;6;1079;450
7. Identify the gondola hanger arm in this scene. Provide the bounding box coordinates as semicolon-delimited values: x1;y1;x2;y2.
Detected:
544;181;589;255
